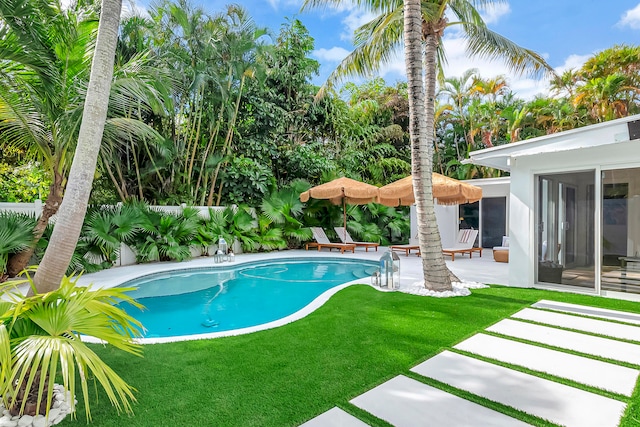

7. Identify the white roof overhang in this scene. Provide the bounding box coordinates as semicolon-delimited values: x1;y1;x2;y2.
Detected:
465;114;640;172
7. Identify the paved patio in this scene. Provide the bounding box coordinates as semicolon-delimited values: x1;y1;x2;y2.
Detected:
76;246;508;290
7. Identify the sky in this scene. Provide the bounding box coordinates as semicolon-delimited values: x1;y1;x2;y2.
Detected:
129;0;640;99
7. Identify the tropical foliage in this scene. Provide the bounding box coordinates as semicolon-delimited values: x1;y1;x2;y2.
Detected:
0;273;143;420
1;0;638;210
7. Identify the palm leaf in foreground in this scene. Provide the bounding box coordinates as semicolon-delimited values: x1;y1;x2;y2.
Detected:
0;272;144;421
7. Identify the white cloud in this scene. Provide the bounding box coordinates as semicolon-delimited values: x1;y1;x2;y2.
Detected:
340;8;378;41
313;46;351;63
555;53;591;73
618;3;640;29
439;35;550;99
478;2;511;25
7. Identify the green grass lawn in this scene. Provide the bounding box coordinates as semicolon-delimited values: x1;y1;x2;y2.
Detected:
62;285;640;427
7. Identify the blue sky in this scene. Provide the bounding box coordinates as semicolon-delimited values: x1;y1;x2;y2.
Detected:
130;0;640;99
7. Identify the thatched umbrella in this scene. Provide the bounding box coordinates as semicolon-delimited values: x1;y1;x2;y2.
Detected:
300;177;379;239
377;173;482;207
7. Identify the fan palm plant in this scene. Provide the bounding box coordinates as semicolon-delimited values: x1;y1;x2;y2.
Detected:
259;182;313;249
0;213;36;279
129;208;200;263
0;272;143;421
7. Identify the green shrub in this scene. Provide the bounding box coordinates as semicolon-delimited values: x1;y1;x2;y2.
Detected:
0;163;50;203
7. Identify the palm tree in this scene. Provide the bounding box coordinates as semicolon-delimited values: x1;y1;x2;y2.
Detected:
574;75;631;122
302;0;553;290
33;0;123;292
0;0;166;277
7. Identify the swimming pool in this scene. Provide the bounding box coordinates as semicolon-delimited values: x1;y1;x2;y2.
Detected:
118;258;377;341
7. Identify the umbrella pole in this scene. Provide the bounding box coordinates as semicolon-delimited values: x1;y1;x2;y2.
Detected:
343;198;347;241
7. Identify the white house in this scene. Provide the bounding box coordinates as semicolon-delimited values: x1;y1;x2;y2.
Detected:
467;114;640;300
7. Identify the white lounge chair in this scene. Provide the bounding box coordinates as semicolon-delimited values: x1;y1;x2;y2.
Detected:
305;227;356;254
334;227;379;252
442;229;480;261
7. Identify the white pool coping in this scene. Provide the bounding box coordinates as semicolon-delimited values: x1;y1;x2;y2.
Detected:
81;257;378;345
76;249;504;345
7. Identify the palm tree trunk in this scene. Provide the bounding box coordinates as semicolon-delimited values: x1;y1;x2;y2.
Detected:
404;1;451;291
6;171;64;277
33;0;122;293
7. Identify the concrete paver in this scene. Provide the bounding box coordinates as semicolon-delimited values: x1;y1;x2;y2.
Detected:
411;351;627;427
513;308;640;342
454;333;639;396
487;318;640;365
299;408;370;427
533;300;640;325
350;375;532;427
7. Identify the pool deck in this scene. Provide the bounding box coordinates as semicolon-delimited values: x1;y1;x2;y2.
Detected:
76;247;508;290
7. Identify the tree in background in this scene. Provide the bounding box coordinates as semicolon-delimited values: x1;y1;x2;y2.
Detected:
0;0;165;276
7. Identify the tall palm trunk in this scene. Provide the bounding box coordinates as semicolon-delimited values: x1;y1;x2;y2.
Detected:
33;0;122;293
6;171;64;277
404;0;451;291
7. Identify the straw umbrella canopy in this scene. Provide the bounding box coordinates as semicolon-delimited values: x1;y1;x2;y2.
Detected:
377;173;482;207
300;177;379;239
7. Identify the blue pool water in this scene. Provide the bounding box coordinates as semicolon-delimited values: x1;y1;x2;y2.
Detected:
118;259;376;338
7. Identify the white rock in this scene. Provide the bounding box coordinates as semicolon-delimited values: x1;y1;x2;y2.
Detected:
32;415;46;427
51;402;60;410
16;415;32;427
0;419;17;427
46;409;60;422
51;415;65;426
0;415;15;427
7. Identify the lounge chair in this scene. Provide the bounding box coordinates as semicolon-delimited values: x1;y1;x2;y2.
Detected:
305;227;356;254
334;227;379;252
442;229;481;261
390;234;420;256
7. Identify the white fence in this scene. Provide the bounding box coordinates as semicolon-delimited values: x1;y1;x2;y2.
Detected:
0;200;226;219
0;200;44;217
0;201;236;267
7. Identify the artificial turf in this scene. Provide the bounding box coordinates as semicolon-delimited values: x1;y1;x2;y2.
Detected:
60;285;640;427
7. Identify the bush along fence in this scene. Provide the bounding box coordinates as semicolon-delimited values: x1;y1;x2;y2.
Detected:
0;199;313;280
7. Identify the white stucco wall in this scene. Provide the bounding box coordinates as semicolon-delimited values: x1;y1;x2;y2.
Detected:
508;136;640;289
410;178;511;249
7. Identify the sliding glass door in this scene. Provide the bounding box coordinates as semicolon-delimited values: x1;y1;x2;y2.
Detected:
535;171;595;288
601;168;640;294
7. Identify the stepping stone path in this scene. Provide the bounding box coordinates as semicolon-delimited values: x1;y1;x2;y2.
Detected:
300;301;640;426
